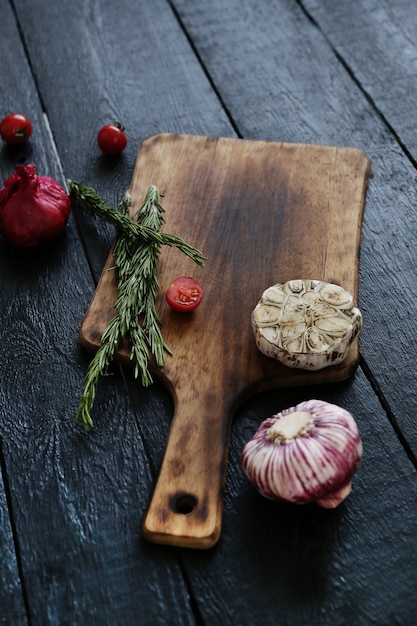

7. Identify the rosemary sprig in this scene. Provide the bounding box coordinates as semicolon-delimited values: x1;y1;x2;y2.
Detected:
68;181;206;265
72;183;204;431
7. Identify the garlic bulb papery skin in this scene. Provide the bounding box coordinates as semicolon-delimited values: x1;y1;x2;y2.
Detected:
241;399;363;508
251;279;362;370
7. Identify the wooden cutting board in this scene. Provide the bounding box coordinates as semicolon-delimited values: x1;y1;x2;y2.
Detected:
80;133;371;549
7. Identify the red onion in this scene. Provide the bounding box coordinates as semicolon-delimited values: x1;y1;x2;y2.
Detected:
0;164;71;248
241;399;363;508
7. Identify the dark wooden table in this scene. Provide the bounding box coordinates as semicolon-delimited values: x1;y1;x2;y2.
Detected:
1;1;417;624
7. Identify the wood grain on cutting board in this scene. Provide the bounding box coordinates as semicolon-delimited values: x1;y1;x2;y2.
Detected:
80;133;371;548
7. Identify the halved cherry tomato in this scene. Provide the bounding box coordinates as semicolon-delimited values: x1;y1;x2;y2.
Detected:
0;113;32;145
166;276;204;312
97;122;127;155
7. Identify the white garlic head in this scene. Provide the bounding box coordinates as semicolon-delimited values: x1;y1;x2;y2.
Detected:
241;399;363;508
251;279;362;370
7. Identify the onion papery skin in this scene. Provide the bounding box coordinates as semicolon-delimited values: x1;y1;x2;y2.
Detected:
241;399;363;508
0;164;71;248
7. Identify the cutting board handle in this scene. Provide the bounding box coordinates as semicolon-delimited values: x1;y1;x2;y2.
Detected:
142;370;231;549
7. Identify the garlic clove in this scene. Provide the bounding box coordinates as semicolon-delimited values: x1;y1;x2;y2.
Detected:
251;279;362;370
241;399;363;508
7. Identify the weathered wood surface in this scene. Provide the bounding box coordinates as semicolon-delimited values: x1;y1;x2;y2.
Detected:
1;0;225;622
1;0;416;623
172;0;417;456
81;134;370;548
0;1;59;621
300;0;417;459
0;455;26;624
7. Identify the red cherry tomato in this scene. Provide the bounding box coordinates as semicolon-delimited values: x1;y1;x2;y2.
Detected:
166;276;204;312
0;113;32;145
97;122;127;155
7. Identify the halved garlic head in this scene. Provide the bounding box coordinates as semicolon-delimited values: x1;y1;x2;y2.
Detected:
251;279;362;370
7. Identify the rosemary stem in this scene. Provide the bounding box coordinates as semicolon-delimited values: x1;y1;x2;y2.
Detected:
68;181;206;266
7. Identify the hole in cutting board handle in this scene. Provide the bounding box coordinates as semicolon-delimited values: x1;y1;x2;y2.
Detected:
171;493;198;516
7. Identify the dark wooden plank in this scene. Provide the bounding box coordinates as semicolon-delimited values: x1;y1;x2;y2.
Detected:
299;0;417;457
0;0;222;622
303;0;417;156
0;1;49;622
171;0;417;459
0;442;27;624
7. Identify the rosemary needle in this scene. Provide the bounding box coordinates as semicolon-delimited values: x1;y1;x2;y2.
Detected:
68;181;206;265
71;182;205;431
